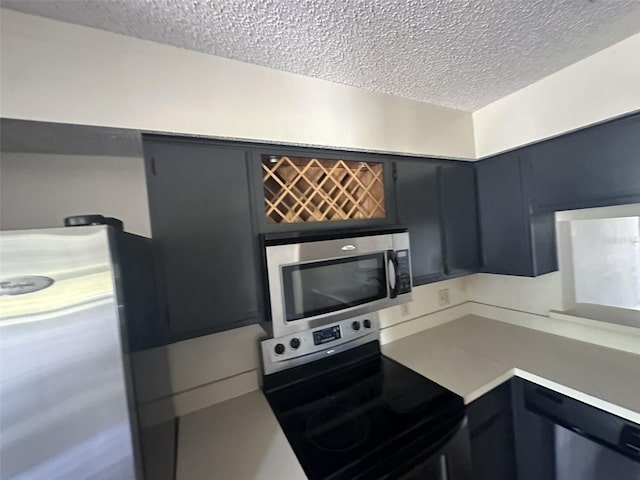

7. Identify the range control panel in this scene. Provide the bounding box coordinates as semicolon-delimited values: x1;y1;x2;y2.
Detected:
313;325;342;345
261;313;380;375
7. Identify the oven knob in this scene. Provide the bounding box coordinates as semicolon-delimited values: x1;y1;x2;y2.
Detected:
274;343;285;355
290;338;300;349
352;321;361;331
363;319;371;329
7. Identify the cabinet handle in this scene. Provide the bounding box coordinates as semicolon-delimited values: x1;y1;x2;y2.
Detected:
621;425;640;456
535;387;563;404
624;442;640;455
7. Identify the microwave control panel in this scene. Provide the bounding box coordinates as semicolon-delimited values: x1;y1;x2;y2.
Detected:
396;249;412;294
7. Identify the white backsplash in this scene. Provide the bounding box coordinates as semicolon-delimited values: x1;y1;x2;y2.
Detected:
465;272;563;316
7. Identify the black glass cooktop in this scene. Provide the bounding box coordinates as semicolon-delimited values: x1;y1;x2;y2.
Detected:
263;341;465;480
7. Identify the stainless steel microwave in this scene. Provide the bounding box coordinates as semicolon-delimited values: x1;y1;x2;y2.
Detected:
264;229;412;338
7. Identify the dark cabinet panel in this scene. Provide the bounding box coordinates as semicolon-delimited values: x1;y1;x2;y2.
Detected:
528;114;640;213
529;211;557;277
144;138;261;340
476;152;536;276
477;114;640;277
394;160;444;284
395;160;480;285
468;381;518;480
476;151;557;277
439;164;480;275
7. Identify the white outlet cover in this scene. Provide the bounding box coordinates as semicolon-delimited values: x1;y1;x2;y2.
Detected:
438;289;450;306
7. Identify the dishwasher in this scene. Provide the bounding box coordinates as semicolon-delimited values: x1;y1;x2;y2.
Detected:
512;378;640;480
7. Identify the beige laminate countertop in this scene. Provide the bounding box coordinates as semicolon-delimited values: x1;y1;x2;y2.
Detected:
383;315;640;423
176;314;640;480
177;389;306;480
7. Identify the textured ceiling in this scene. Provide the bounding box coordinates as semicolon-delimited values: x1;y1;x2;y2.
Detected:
3;0;640;112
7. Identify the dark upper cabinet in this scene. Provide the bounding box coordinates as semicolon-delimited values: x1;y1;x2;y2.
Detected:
528;114;640;213
143;138;261;340
477;113;640;277
394;159;444;284
476;152;535;276
468;380;518;480
439;164;480;275
476;151;557;277
395;159;480;285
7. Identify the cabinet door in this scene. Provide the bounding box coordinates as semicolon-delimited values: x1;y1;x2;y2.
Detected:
439;164;480;275
476;152;534;276
529;114;640;213
468;381;518;480
394;160;444;285
145;139;260;340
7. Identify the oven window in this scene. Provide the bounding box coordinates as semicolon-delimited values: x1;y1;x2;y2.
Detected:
282;253;386;321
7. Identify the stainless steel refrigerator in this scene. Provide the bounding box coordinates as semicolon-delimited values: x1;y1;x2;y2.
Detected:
0;225;174;480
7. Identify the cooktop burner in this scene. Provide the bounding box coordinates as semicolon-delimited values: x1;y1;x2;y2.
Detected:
263;341;465;480
307;405;371;452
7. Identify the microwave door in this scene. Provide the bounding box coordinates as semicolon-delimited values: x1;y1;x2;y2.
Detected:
282;253;388;322
309;289;351;309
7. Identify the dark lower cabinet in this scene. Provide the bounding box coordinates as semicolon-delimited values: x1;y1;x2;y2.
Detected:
467;381;518;480
143;137;262;340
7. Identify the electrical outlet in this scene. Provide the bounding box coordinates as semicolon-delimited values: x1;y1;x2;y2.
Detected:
400;303;410;317
438;288;450;306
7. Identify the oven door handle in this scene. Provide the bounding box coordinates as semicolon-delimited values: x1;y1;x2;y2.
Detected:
387;250;398;299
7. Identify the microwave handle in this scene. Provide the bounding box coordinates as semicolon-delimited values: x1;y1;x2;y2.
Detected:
387;250;398;299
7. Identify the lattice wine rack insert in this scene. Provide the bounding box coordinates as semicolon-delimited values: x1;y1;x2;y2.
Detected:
262;155;386;224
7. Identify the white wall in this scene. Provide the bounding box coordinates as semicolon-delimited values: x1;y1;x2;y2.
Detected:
0;153;151;236
0;9;475;160
2;10;639;163
465;272;563;317
473;32;640;158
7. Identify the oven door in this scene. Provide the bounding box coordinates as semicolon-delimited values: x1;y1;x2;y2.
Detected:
266;234;402;336
393;418;473;480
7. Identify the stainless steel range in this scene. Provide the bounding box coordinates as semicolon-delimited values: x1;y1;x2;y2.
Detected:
260;312;473;480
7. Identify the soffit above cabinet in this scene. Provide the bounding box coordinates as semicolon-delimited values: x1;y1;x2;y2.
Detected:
0;118;143;157
4;0;640;112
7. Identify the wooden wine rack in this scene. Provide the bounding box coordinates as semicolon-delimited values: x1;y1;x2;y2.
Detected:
262;155;386;224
